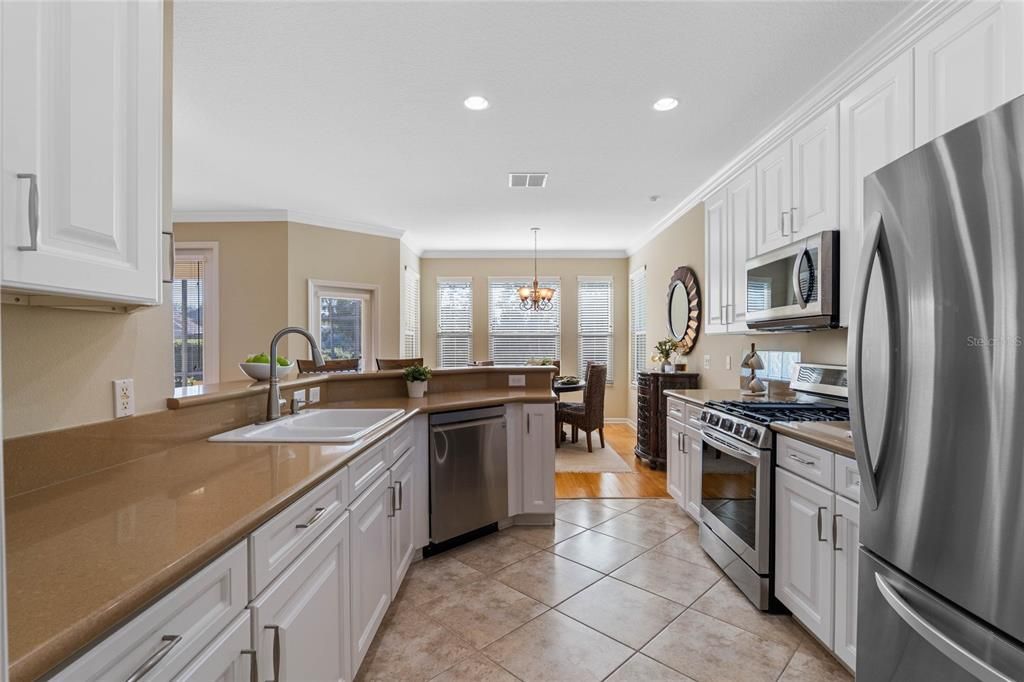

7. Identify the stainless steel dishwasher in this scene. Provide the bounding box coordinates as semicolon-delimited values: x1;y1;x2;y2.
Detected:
429;406;508;544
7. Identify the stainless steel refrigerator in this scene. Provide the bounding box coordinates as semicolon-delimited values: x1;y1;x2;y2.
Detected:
850;94;1024;680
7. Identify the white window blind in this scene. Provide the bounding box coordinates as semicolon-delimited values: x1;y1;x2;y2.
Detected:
172;257;206;388
401;268;421;359
437;277;473;367
629;267;647;384
747;277;771;313
578;276;613;381
488;277;561;366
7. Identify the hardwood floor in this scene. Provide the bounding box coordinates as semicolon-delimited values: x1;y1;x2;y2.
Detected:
555;423;670;499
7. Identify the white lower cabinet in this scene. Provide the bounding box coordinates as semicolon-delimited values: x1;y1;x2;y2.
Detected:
522;403;556;514
173;612;253;682
666;414;703;522
666;418;685;504
349;472;393;673
684;425;702;521
390;448;416;597
775;445;860;673
250;513;352;682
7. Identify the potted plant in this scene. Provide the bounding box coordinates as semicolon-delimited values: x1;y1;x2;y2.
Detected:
652;338;679;373
403;365;432;398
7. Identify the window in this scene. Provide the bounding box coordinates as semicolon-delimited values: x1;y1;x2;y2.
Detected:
578;276;614;381
308;280;377;370
747;277;772;313
437;277;473;367
401;267;421;359
488;277;561;365
172;244;219;387
753;350;802;381
629;266;647;384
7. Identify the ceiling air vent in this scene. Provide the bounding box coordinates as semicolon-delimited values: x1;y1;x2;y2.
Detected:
508;172;548;189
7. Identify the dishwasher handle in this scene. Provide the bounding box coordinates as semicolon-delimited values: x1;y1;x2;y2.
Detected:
430;416;506;434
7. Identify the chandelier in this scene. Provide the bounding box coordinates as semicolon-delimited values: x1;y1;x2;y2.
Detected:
517;228;556;311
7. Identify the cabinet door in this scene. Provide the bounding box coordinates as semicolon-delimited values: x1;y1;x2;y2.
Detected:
838;51;913;327
833;495;860;672
349;473;392;673
755;142;792;255
1;0;164;304
775;468;834;646
704;187;728;334
390;448;416;597
684;426;703;521
914;1;1024;146
250;513;352;682
172;612;252;682
791;107;839;237
522;404;555;514
666;418;685;504
725;167;755;330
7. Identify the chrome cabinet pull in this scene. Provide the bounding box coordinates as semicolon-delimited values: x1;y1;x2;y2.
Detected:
791;206;799;233
832;514;843;551
396;480;404;510
677;431;684;452
816;506;827;542
295;506;327;529
264;626;281;682
241;649;258;682
162;231;175;283
788;453;815;466
781;211;790;237
388;486;396;517
682;432;688;453
526;413;531;433
16;173;39;251
125;634;181;682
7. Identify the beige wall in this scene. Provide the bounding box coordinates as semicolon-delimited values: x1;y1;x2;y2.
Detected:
173;221;290;381
420;258;631;418
626;203;848;423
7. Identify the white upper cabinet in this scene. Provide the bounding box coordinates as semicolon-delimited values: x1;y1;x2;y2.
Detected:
704;188;728;335
755;143;793;255
725;167;755;329
1;0;165;304
914;0;1024;146
791;107;839;238
838;51;914;327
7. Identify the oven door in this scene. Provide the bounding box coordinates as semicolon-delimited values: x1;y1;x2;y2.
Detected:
700;430;771;574
745;230;838;330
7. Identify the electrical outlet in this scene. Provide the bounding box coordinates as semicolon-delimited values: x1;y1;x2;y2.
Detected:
294;389;306;402
703;354;712;369
310;386;321;403
508;374;526;387
725;355;732;371
113;378;135;418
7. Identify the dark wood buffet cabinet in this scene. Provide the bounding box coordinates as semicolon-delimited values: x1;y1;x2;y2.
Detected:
635;371;700;469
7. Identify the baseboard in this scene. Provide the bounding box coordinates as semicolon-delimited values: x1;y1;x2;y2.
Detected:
604;417;629;424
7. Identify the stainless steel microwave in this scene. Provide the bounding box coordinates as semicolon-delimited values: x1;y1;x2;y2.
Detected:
745;230;839;331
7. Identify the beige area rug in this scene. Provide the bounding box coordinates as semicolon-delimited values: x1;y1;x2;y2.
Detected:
555;437;633;473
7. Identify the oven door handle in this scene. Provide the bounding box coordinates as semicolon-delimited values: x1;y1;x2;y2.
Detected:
701;432;761;467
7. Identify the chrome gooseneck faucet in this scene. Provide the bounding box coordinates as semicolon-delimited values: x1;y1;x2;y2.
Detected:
265;327;326;422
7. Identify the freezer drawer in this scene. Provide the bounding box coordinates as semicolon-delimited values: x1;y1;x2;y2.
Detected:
858;549;1024;681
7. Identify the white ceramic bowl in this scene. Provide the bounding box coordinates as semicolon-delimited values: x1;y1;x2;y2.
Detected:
240;361;295;381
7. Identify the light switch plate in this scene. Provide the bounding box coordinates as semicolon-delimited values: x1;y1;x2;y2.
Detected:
310;386;321;403
703;354;711;369
113;378;135;418
508;374;526;387
725;355;732;371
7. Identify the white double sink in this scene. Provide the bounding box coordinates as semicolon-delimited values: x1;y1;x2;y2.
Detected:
210;408;405;444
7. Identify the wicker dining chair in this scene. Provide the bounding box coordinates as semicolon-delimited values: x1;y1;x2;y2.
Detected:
297;358;360;374
376;357;423;370
556;363;607;452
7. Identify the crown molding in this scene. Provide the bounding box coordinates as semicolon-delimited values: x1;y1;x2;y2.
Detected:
420;249;629;260
627;0;963;256
172;209;406;240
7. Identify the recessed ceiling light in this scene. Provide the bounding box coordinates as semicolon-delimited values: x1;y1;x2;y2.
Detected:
464;95;489;111
653;97;679;112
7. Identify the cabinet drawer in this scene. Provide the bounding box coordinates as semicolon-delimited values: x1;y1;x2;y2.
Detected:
172;611;252;682
777;435;834;489
387;419;415;466
666;398;687;422
685;403;703;429
834;454;861;502
54;543;248;682
249;466;349;598
348;441;389;501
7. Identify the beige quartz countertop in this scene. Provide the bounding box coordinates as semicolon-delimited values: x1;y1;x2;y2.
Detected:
663;388;756;405
772;421;855;458
7;388;554;681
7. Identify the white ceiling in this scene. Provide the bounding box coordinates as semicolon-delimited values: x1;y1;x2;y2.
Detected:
173;1;913;254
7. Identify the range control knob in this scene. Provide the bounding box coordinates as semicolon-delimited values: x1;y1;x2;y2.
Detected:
720;418;733;431
745;427;760;443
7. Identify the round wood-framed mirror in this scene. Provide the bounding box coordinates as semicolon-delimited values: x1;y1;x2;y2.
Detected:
667;265;701;354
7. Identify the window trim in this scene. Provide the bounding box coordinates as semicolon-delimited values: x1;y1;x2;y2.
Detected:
401;266;421;359
174;241;220;385
436;276;474;368
307;279;380;371
577;275;614;384
487;275;561;366
629;265;647;386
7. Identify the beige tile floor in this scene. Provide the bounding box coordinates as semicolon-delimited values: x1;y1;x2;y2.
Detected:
356;499;854;682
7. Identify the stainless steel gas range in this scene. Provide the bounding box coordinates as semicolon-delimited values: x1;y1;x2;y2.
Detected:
698;363;849;610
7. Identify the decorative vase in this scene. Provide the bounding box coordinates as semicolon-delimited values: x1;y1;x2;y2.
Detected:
407;380;427;398
661;361;674;373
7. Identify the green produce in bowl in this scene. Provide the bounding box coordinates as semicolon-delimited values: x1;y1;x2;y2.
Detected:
276;356;290;366
244;353;290;366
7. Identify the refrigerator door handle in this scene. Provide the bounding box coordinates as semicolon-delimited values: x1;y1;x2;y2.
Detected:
849;211;884;510
875;573;1015;682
